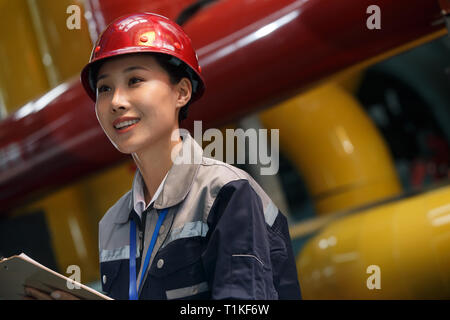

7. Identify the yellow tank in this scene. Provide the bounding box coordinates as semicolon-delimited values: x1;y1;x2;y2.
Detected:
296;184;450;299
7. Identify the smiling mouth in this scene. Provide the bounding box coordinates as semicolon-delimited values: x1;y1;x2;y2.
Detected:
114;119;140;131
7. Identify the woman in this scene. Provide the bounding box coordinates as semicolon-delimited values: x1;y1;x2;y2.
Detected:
26;12;301;300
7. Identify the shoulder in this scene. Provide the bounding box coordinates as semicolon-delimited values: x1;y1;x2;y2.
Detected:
99;190;132;230
197;156;257;196
198;156;248;185
197;156;279;226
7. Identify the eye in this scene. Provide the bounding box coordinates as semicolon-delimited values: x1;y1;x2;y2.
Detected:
129;77;143;86
97;85;110;93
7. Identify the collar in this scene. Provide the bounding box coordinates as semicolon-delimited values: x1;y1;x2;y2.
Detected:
115;130;202;224
132;169;168;218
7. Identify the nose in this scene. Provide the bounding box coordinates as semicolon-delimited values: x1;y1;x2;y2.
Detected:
110;87;129;113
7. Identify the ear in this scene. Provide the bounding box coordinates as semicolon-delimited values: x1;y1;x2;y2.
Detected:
175;77;192;109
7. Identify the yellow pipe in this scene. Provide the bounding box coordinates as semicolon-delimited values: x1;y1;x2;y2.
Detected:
321;29;448;92
21;186;99;284
296;184;450;299
260;83;402;215
0;0;93;115
0;0;49;113
12;160;136;284
29;0;92;82
26;0;60;87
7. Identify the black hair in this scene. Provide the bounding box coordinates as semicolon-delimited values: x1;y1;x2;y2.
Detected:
151;53;193;124
92;52;196;125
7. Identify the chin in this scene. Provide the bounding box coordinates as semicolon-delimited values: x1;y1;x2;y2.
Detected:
107;134;140;154
108;139;134;154
114;144;138;154
116;148;133;155
110;133;161;155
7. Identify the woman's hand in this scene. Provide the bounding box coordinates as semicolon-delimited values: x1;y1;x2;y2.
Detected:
23;286;81;300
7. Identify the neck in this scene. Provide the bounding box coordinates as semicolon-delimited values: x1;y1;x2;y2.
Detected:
131;128;182;204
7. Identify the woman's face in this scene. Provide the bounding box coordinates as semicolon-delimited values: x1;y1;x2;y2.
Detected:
95;54;189;154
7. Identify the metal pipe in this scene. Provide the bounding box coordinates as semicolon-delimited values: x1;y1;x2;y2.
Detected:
0;0;444;213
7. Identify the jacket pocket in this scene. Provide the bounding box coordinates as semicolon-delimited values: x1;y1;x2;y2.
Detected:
148;236;203;278
146;237;209;299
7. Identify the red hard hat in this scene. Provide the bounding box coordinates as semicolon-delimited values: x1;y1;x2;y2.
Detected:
80;12;205;103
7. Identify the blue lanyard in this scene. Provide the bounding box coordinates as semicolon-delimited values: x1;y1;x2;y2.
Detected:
129;208;168;300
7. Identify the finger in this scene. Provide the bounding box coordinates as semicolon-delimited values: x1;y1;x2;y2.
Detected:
50;290;80;300
25;287;52;300
23;287;34;300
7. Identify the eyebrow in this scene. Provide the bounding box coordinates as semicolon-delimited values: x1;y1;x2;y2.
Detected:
96;66;149;83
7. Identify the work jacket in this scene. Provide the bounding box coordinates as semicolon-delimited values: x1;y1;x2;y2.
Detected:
98;131;301;300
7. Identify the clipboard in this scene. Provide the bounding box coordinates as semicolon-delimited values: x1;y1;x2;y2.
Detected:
0;253;113;300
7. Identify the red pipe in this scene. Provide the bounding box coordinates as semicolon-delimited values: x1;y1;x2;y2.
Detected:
0;0;444;213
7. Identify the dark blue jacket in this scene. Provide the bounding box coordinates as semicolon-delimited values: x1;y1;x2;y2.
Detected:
99;132;301;300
